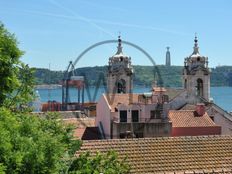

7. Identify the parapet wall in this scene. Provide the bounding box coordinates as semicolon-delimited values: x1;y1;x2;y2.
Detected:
32;111;83;119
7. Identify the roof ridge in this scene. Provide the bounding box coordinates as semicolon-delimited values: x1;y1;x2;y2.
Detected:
82;135;232;143
162;168;232;174
170;110;196;112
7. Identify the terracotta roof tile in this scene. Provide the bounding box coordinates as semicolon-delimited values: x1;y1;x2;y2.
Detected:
63;118;96;139
104;89;185;111
63;118;95;127
77;136;232;173
104;93;140;111
169;110;216;127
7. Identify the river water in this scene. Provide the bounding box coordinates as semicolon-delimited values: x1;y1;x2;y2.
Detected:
37;86;232;112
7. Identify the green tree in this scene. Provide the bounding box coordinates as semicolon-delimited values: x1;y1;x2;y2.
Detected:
0;22;34;110
0;108;130;174
68;151;129;174
0;22;130;174
0;108;81;174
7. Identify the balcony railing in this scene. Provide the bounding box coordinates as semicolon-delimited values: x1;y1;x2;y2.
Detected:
112;117;162;123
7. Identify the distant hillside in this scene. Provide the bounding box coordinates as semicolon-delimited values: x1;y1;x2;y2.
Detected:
34;68;64;85
34;65;232;87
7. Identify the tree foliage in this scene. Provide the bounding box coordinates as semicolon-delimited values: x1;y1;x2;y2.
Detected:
34;68;64;85
68;151;129;174
0;108;81;174
0;108;130;174
0;22;23;104
34;65;232;87
33;65;188;87
0;22;35;110
211;66;232;86
0;21;130;174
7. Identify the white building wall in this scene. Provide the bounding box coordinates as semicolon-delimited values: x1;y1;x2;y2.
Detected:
207;104;232;135
96;94;111;139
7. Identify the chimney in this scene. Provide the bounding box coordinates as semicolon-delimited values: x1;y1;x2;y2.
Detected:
195;103;205;116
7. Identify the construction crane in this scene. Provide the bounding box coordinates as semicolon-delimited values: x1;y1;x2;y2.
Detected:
62;61;85;111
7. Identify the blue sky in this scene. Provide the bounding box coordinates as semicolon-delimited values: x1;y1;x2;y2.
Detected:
0;0;232;70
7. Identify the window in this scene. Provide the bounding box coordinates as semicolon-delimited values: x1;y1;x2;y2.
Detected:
120;131;134;139
150;110;161;119
134;132;143;138
210;116;214;122
162;95;169;103
119;133;126;139
197;78;203;97
132;110;139;122
120;110;127;122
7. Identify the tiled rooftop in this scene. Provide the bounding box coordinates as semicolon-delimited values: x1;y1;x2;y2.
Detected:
103;89;185;112
81;127;101;140
63;118;96;139
77;135;232;174
104;93;140;111
169;110;216;127
165;88;185;101
179;104;196;110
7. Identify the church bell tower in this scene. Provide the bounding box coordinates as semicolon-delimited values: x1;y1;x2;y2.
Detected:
183;35;210;102
107;36;133;94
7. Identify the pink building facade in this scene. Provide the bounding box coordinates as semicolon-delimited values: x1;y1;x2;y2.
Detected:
96;88;172;139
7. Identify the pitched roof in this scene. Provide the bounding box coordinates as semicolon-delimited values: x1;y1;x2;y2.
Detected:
165;88;186;101
179;103;196;110
63;118;96;139
77;135;232;174
103;89;185;111
81;127;101;140
169;110;216;127
104;93;140;111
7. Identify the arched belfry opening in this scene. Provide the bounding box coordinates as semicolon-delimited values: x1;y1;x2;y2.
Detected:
117;79;126;93
184;79;187;89
196;78;203;97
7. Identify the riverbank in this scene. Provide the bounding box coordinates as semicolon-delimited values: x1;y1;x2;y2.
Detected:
35;84;62;89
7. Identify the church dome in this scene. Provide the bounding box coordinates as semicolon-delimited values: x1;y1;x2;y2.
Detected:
108;36;133;73
184;35;209;72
